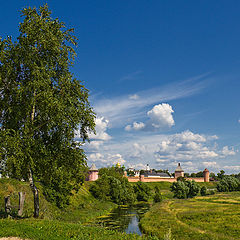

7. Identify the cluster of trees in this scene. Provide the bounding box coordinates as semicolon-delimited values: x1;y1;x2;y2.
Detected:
90;167;162;204
170;178;216;199
184;172;204;178
90;166;135;205
217;176;240;192
170;179;201;199
0;5;95;215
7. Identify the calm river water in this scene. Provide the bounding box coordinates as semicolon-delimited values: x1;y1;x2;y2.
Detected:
94;203;150;235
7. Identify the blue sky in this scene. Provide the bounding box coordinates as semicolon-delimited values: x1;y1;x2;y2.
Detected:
1;1;240;173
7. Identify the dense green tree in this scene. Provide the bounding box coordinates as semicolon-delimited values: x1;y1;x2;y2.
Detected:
90;174;136;205
170;181;189;199
153;186;163;203
185;180;200;197
200;186;207;196
99;166;125;180
190;173;196;178
210;172;216;180
133;182;151;202
171;180;200;199
196;171;204;177
127;169;135;177
217;170;225;180
177;176;186;182
184;173;190;178
217;176;240;192
0;5;95;214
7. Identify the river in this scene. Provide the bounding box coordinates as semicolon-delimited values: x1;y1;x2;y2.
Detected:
94;203;150;235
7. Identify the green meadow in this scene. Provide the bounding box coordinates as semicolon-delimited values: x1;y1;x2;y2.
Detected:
1;179;240;240
140;191;240;240
0;179;156;240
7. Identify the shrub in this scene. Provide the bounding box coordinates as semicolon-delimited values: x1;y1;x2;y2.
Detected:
200;186;207;196
170;180;200;199
208;189;215;195
186;180;200;197
133;182;151;202
170;181;189;199
90;174;136;205
217;176;240;192
153;186;163;203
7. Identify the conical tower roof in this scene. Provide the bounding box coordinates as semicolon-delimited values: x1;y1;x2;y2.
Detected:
89;164;98;171
175;163;184;172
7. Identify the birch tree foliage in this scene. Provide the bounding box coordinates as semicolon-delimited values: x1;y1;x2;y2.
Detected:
0;5;95;207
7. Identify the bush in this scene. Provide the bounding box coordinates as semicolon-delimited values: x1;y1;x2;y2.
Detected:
133;182;151;202
170;181;189;199
200;186;207;196
153;186;163;203
170;180;200;199
208;189;215;195
186;180;200;198
90;174;136;205
217;176;240;192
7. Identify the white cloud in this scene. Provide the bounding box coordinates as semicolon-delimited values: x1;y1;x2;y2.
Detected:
87;141;104;150
223;165;240;171
88;153;126;167
221;146;236;156
89;117;111;141
129;94;139;100
127;163;146;170
86;129;228;172
130;143;148;158
89;153;105;162
125;121;145;131
174;130;206;142
202;161;218;167
154;131;218;161
125;103;175;131
147;103;174;128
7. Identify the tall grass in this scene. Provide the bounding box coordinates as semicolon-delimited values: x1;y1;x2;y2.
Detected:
140;192;240;240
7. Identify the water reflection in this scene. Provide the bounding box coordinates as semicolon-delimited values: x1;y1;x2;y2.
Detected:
94;203;149;235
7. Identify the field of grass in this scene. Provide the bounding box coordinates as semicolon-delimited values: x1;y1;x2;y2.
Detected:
0;179;161;240
0;179;223;240
0;219;157;240
140;191;240;240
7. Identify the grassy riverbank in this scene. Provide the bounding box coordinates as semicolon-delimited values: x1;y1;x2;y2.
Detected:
0;179;223;240
0;179;158;240
0;219;149;240
140;191;240;240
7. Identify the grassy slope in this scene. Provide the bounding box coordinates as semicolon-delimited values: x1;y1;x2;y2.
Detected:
0;179;116;223
0;179;220;240
0;179;159;240
140;191;240;240
0;178;56;219
0;219;144;240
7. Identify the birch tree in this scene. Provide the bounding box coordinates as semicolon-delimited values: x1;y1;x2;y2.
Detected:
0;5;95;215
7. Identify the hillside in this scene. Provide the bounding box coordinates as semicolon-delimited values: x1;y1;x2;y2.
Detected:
0;178;116;223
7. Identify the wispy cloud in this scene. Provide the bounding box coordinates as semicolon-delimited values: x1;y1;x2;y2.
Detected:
93;74;211;127
119;70;142;82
